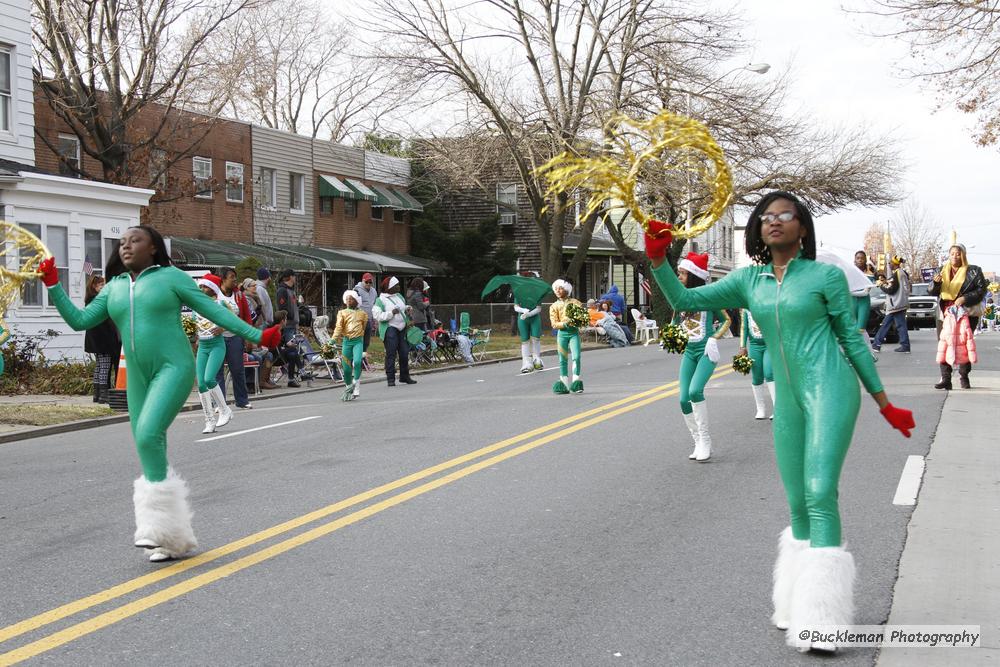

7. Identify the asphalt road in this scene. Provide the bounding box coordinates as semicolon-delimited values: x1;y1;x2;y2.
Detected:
0;329;959;665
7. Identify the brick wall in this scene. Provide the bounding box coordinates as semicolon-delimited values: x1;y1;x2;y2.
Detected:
312;171;411;253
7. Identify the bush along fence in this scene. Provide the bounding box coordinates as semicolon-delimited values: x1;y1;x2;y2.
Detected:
1;329;95;395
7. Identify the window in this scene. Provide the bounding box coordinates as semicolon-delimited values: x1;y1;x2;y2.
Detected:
393;209;406;223
58;135;80;177
370;204;383;221
193;157;212;198
497;183;517;225
0;48;10;133
225;162;244;203
319;197;333;215
259;167;276;208
289;173;304;212
84;229;103;277
149;149;167;189
344;198;357;218
20;224;68;306
105;237;118;270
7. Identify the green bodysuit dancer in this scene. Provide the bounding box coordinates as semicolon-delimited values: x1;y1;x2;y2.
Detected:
549;279;583;394
643;192;913;653
39;227;279;563
672;251;729;462
739;309;774;419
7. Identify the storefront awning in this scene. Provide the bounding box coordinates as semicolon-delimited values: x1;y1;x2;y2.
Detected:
391;188;424;212
317;174;354;199
168;237;326;272
370;184;404;209
261;244;380;272
343;178;377;202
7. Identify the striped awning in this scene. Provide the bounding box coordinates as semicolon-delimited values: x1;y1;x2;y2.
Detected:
370;184;404;209
391;188;424;212
317;174;354;199
343;178;377;202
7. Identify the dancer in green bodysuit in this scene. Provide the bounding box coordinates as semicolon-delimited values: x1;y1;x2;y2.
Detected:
739;309;774;419
644;192;914;653
672;251;730;462
39;226;280;563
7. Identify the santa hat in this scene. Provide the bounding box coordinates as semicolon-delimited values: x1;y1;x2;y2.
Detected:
552;279;572;296
381;276;399;292
678;252;710;280
197;273;223;298
342;289;360;306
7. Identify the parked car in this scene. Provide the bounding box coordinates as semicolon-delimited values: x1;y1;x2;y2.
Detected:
906;282;937;330
865;286;899;343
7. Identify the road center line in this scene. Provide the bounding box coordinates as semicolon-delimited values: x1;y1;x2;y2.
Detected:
0;375;705;646
0;367;733;665
892;455;926;506
196;416;323;442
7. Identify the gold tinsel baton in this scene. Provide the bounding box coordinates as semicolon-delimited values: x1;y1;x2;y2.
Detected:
0;220;52;344
535;110;733;240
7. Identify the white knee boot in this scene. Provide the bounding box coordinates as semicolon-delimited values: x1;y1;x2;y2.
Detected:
209;385;232;427
787;545;856;652
771;527;810;630
767;381;776;420
751;383;770;419
691;400;711;461
683;411;699;460
531;338;543;369
198;391;217;434
133;469;198;562
520;342;533;373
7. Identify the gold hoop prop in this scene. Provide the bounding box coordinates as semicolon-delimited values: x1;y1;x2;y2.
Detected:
0;220;52;342
535;110;733;240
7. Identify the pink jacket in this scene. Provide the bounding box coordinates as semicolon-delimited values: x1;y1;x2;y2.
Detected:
937;310;977;366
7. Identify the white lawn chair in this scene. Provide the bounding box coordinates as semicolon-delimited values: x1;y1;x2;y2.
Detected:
632;308;658;345
313;315;331;346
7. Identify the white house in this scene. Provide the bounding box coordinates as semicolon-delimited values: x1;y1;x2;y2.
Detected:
0;0;153;360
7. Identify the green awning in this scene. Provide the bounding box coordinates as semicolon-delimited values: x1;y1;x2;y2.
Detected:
317;174;354;199
391;188;424;212
168;237;325;272
370;184;403;209
262;244;380;272
343;178;377;202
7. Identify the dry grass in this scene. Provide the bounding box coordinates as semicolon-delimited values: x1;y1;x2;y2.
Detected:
0;404;115;426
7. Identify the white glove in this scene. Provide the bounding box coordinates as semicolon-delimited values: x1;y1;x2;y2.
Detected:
705;337;720;363
519;313;528;320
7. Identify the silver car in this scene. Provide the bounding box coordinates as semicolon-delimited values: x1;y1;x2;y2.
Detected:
906;283;937;330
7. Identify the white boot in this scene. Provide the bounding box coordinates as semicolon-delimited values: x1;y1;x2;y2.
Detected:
767;381;776;421
751;383;769;420
787;546;856;652
209;385;232;428
132;470;198;561
352;381;361;399
520;342;533;373
198;392;217;434
691;400;711;461
531;338;544;369
771;527;810;630
683;411;699;460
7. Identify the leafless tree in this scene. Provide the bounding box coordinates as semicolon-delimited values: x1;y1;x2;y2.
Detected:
32;0;258;188
854;0;1000;146
890;198;943;272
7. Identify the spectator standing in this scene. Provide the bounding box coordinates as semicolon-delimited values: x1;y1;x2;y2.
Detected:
871;256;911;353
373;276;417;386
406;277;430;331
275;270;302;386
214;267;254;409
255;268;274;325
84;275;119;404
929;244;988;389
854;250;876;280
353;272;378;352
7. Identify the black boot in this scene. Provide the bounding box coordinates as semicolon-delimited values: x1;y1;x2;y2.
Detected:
97;384;109;404
93;383;101;403
934;363;952;390
958;363;972;389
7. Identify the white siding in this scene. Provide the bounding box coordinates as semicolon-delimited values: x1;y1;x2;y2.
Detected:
364;151;410;187
0;0;36;164
313;140;364;178
251;126;314;244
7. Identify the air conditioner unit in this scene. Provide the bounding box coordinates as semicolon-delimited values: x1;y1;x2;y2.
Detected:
499;212;516;226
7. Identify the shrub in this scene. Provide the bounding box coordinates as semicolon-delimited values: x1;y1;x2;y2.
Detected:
0;331;94;395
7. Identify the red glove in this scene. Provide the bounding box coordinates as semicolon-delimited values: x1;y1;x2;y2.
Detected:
644;219;674;260
881;403;915;438
261;324;282;349
38;256;59;287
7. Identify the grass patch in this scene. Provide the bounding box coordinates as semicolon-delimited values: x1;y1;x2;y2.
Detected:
0;404;115;426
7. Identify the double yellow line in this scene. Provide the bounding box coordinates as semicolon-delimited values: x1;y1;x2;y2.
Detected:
0;367;731;665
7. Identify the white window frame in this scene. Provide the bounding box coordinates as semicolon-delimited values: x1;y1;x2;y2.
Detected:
259;167;277;209
19;224;69;308
289;172;304;213
193;156;213;199
0;46;11;134
225;162;244;203
497;182;517;225
57;134;81;176
83;228;104;277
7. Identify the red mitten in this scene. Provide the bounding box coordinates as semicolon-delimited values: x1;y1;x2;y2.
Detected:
644;219;673;260
881;403;915;438
261;324;282;349
38;256;59;287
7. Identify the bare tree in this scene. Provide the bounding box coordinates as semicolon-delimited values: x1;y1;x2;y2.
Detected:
856;0;1000;146
890;198;943;272
32;0;258;188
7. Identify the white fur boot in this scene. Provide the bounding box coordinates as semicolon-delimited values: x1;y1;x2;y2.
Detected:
352;381;361;399
209;384;232;428
520;342;533;373
691;400;711;461
752;383;769;420
787;545;856;652
198;392;217;434
133;470;198;561
683;411;699;460
767;381;776;421
531;338;543;369
771;527;810;630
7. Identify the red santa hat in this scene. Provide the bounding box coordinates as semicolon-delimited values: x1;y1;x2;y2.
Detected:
678;252;710;281
197;272;223;297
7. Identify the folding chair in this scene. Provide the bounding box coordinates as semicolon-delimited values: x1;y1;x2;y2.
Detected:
631;308;658;345
458;311;491;362
297;335;343;381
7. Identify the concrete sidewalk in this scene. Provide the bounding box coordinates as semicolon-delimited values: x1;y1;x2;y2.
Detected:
877;371;1000;665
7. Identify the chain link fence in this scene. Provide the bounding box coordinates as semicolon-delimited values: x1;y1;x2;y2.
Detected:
428;303;559;333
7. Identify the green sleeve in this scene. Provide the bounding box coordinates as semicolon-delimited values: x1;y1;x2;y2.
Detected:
170;269;262;344
739;310;748;347
823;267;883;393
652;262;748;313
47;284;111;331
712;310;731;338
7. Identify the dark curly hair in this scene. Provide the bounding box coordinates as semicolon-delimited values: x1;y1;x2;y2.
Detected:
744;191;816;265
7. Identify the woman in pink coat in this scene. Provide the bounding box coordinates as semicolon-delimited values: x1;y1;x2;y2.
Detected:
936;306;978;388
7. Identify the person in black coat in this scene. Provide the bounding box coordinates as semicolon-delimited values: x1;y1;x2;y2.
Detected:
84;275;121;403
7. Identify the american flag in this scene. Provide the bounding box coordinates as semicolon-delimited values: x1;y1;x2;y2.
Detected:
83;258;94;276
640;278;652;297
